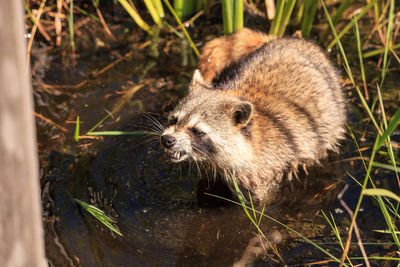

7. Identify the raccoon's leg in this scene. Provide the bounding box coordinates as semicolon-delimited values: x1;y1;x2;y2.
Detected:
197;28;272;83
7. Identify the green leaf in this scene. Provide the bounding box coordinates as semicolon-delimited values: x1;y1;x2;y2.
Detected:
372;162;400;172
162;0;200;57
374;229;400;234
74;198;123;236
119;0;153;35
74;116;80;142
363;188;400;203
86;131;157;136
377;108;400;149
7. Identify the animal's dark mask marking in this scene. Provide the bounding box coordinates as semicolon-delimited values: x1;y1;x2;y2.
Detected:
190;132;217;156
168;117;178;126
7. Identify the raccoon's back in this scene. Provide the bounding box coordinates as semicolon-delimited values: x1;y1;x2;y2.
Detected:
224;38;346;163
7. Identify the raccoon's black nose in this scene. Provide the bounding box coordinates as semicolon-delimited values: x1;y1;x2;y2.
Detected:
161;135;176;148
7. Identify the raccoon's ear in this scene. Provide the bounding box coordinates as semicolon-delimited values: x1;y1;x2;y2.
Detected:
232;101;253;126
189;70;209;92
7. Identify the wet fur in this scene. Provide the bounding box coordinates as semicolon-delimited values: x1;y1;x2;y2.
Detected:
161;29;346;203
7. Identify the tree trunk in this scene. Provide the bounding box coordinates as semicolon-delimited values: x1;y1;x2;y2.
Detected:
0;0;46;266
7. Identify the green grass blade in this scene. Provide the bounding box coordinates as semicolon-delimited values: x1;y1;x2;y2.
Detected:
24;0;36;24
173;0;184;18
352;18;368;100
163;0;200;57
322;0;382;135
300;0;317;38
327;0;379;49
374;229;400;234
277;0;297;37
321;211;353;265
68;0;75;50
363;189;400;203
269;0;285;36
86;131;157;136
363;43;400;58
143;0;162;26
376;196;400;250
74;116;80;141
173;0;196;19
376;107;400;149
321;0;354;42
380;0;395;85
74;198;123;236
230;175;266;238
207;191;346;265
331;0;354;25
152;0;164;18
257;203;266;227
86;102;125;134
248;191;257;222
233;0;243;32
376;86;399;185
74;6;101;23
349;256;400;261
346;124;375;186
119;0;153;35
372;162;400;173
294;0;305;25
221;0;233;34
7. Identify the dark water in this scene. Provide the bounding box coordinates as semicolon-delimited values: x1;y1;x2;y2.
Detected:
33;11;399;267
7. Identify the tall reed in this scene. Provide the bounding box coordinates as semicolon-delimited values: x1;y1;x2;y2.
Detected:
221;0;243;34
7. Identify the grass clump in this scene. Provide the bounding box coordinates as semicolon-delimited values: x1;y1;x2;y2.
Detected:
74;198;123;236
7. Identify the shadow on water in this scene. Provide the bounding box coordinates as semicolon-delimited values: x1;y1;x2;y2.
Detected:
34;12;399;267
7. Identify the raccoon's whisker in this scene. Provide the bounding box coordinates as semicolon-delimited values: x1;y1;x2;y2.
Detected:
139;118;164;135
188;160;194;178
199;160;211;182
142;113;165;132
132;137;160;148
144;136;161;144
139;125;163;135
194;160;203;181
211;162;217;180
167;96;179;109
135;119;164;134
141;122;164;134
191;145;206;156
178;162;184;179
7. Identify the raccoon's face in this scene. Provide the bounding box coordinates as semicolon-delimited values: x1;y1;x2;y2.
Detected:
160;70;253;164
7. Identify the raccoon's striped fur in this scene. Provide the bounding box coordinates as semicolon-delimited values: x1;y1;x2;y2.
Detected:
160;29;346;203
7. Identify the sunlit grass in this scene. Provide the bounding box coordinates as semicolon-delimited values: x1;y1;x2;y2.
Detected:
67;0;75;51
321;0;400;263
221;0;243;34
326;0;379;49
119;0;153;34
74;198;123;236
207;186;346;265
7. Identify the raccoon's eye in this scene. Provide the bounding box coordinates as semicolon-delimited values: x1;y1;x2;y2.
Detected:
190;128;204;137
168;117;178;126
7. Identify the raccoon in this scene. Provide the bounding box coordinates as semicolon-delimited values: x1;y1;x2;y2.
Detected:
160;29;346;203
